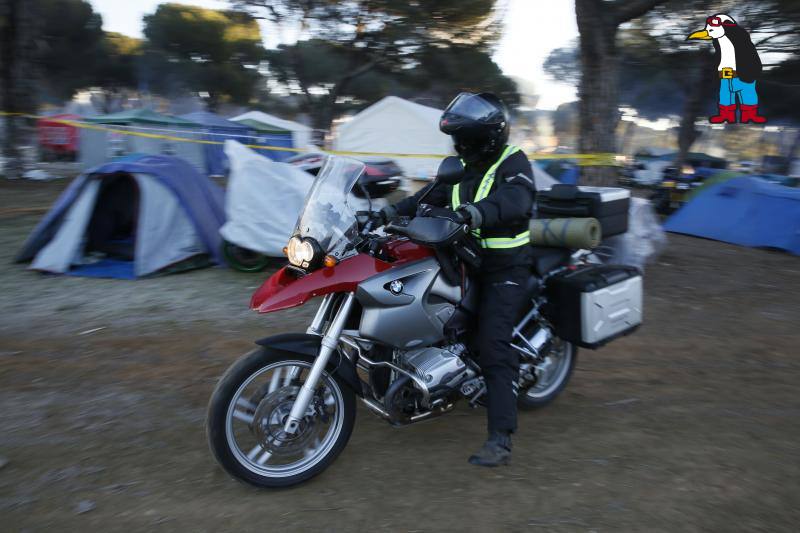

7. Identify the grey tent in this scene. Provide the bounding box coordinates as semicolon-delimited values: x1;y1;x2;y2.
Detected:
17;154;225;278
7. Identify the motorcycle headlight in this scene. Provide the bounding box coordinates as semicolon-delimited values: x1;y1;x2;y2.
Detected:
286;236;322;270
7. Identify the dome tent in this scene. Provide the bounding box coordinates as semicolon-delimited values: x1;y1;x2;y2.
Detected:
333;96;455;179
230;110;311;161
664;176;800;255
17;154;226;279
180;111;256;176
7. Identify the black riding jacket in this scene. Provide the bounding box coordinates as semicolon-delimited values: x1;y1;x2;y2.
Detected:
392;148;536;272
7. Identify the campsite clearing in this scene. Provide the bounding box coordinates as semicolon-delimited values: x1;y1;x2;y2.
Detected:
1;179;799;531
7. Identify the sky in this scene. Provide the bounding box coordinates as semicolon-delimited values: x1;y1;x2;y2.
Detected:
89;0;579;110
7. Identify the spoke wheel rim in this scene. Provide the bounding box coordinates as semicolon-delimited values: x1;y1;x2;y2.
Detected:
225;360;344;478
525;341;573;399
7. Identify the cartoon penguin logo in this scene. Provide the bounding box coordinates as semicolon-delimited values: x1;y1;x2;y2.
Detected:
688;14;766;124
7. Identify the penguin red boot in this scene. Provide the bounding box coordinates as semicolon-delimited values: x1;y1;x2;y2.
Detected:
740;104;767;124
709;104;737;124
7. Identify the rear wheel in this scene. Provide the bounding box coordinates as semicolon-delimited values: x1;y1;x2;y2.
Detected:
207;347;356;488
518;339;577;409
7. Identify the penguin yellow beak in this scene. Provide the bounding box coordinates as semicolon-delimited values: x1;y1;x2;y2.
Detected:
687;29;711;40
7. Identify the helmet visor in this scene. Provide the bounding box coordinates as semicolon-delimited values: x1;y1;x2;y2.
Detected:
443;93;501;123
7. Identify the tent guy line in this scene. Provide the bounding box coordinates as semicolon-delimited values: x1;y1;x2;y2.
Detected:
1;111;619;166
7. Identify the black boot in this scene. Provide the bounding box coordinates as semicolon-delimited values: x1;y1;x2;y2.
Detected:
468;430;512;467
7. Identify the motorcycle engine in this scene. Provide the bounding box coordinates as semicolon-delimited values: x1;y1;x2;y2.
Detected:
400;344;474;398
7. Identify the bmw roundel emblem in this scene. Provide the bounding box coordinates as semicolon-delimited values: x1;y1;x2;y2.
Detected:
389;280;404;295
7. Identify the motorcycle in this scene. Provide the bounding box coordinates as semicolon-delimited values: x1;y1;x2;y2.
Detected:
207;155;643;487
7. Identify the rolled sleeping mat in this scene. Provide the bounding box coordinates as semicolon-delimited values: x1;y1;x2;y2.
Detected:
529;217;602;249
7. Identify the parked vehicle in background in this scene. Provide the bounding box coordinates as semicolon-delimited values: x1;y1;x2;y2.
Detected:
287;152;402;199
652;164;728;215
618;148;674;188
733;160;758;173
660;153;727;183
761;155;799;177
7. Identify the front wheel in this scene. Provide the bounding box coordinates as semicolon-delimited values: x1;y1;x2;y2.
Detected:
518;339;577;409
206;347;356;488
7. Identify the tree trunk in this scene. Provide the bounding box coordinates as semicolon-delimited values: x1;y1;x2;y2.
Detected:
1;0;36;178
674;53;714;171
1;0;22;178
618;120;635;155
575;0;621;186
575;0;666;186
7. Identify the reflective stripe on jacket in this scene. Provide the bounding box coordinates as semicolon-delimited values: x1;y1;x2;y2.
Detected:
451;145;531;249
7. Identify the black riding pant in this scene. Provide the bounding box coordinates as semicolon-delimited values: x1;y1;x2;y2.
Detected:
476;265;531;434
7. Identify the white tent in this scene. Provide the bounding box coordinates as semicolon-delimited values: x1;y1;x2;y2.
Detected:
221;141;372;257
230;111;314;150
333;96;455;180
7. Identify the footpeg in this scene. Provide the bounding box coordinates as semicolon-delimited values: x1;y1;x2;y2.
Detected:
468;384;487;408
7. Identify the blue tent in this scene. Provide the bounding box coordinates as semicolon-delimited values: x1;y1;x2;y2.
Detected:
233;118;295;162
180;111;255;176
538;159;579;185
663;176;800;255
17;154;226;278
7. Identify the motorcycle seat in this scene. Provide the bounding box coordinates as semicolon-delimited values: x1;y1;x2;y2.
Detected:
530;246;572;277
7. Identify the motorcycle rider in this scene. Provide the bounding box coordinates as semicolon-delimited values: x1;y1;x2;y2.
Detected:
378;92;536;467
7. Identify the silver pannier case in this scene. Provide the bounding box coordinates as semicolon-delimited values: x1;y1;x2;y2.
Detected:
543;264;643;349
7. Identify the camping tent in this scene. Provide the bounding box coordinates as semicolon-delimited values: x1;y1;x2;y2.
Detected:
333;96;455;179
221;140;372;257
80;109;206;172
180;111;255;176
232;117;295;162
17;154;226;278
220;141;315;256
230;110;312;159
663;176;800;255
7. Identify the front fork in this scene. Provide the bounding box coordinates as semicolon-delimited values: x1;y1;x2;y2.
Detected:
283;293;355;434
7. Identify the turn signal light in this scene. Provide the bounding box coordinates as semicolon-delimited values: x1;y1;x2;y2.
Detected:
282;246;288;256
324;255;338;268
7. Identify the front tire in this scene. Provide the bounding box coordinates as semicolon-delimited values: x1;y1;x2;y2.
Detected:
518;340;577;409
207;347;356;488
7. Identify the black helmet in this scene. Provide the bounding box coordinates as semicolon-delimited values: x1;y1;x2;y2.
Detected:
439;92;510;164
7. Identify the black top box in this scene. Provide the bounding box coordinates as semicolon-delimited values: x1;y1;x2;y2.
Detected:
537;184;630;238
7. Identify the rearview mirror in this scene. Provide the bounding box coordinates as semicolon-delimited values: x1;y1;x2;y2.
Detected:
435;156;465;185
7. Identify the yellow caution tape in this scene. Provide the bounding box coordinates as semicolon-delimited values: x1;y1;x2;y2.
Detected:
2;111;620;166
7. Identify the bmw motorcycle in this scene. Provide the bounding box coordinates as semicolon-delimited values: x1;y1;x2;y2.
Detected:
207;156;643;488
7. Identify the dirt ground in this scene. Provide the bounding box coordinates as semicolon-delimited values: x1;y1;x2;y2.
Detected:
1;179;799;532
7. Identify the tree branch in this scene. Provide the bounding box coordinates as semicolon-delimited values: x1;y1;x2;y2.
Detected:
614;0;669;25
755;30;796;47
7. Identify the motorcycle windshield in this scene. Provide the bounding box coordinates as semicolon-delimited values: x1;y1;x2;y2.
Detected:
294;156;366;259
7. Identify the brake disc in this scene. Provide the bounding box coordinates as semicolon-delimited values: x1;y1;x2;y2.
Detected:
251;386;321;458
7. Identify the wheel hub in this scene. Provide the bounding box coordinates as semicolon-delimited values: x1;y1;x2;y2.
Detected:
252;386;321;457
